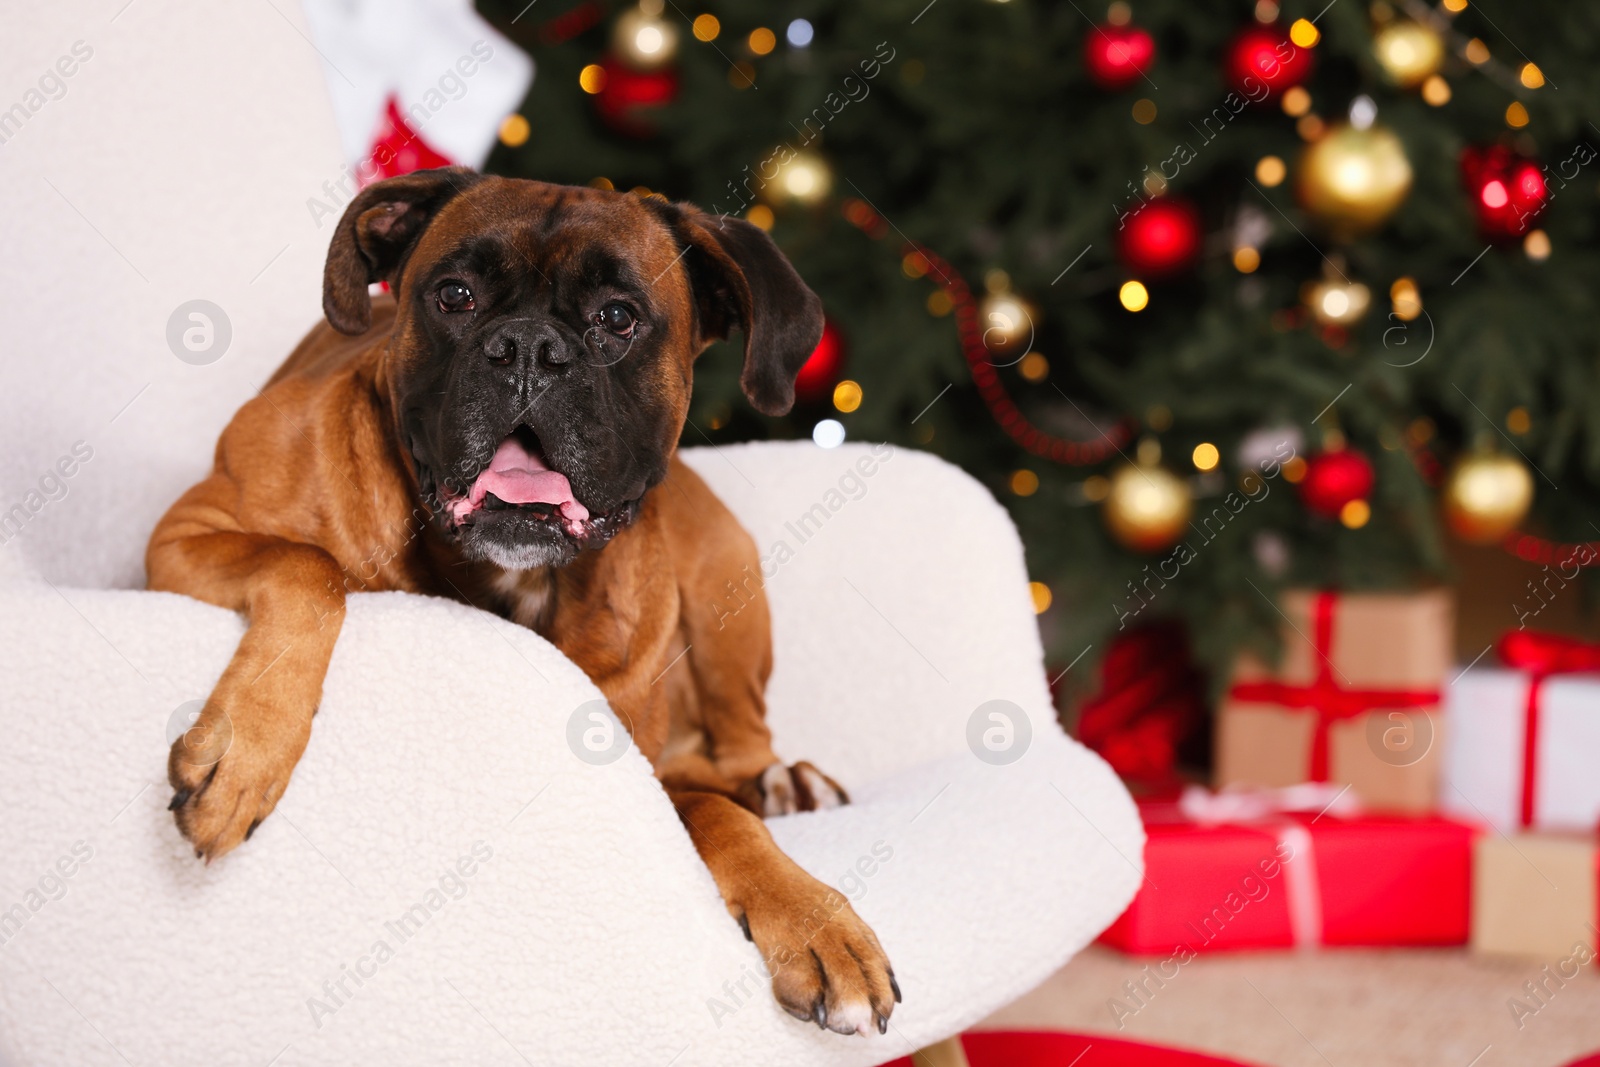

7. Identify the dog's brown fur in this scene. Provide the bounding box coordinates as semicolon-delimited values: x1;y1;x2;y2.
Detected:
146;171;896;1035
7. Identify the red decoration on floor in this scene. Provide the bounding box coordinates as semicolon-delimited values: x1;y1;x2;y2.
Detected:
1297;448;1374;518
1558;1052;1600;1067
876;1030;1265;1067
1074;622;1205;787
1461;144;1549;242
1117;198;1202;277
794;318;846;403
1084;25;1156;91
366;97;453;182
1227;591;1440;782
842;199;1135;465
1224;25;1313;99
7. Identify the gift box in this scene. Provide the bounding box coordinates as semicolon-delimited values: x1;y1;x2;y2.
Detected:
1100;787;1478;955
1472;832;1598;959
1216;588;1453;813
1073;621;1206;790
1442;631;1600;832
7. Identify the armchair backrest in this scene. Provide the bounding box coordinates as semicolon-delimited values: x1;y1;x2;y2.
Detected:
0;4;1055;791
1;2;347;586
684;443;1052;785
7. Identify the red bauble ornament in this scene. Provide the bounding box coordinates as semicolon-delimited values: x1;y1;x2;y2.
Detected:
794;318;845;404
1461;145;1548;242
1225;26;1314;100
592;55;679;138
1084;25;1155;91
1117;198;1201;277
1299;449;1375;517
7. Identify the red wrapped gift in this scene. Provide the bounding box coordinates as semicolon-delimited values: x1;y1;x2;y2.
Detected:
1100;786;1479;954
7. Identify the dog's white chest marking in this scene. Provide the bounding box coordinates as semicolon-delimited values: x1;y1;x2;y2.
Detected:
491;568;552;630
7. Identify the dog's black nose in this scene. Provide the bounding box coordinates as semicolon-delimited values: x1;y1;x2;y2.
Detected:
537;330;571;367
485;321;570;369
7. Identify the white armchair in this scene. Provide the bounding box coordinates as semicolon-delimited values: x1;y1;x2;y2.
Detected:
0;4;1142;1064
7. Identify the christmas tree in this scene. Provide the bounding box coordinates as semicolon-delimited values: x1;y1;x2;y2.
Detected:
480;0;1600;701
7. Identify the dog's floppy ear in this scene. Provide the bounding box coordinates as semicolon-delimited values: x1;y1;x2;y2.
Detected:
664;204;825;417
323;166;480;335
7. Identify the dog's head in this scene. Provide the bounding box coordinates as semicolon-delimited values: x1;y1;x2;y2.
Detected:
322;168;823;569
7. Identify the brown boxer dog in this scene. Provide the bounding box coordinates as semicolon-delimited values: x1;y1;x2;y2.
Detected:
146;167;897;1035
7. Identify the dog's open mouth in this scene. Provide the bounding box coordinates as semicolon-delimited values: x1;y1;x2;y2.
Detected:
438;426;638;547
446;426;589;536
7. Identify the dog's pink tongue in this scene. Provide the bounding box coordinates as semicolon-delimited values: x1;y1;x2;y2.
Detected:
469;436;590;522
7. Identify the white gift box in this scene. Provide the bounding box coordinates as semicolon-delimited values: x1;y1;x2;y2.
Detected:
1442;667;1600;832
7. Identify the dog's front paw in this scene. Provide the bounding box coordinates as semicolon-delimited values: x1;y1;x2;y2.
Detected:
740;876;899;1035
758;760;847;816
168;696;309;862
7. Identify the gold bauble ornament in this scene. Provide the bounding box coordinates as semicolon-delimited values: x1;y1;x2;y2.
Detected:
761;149;833;206
977;291;1035;360
1303;278;1372;326
1296;122;1413;232
614;4;679;70
1104;461;1193;553
1442;451;1534;545
1373;20;1445;87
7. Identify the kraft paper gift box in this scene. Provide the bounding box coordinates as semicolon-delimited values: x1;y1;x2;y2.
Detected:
1442;631;1600;833
1216;588;1453;813
1101;788;1477;954
1472;832;1598;960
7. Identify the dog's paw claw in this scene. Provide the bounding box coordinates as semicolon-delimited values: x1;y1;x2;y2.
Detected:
168;701;306;862
749;884;895;1036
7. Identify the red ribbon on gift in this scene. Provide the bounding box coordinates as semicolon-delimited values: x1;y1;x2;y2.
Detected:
1497;630;1600;827
1227;591;1441;782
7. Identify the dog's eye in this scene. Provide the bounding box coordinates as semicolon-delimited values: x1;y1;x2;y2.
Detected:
596;303;635;338
438;283;475;312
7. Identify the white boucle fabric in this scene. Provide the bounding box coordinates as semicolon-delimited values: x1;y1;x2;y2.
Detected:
0;4;1142;1063
0;445;1144;1067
